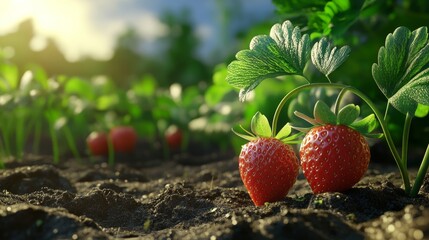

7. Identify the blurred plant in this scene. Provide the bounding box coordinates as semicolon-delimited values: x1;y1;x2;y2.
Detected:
158;10;211;87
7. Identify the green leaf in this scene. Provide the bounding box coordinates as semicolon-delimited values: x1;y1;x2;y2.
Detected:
64;77;96;101
251;112;272;137
350;114;379;133
294;111;319;126
372;26;429;116
205;64;232;106
226;20;311;101
311;37;351;77
132;75;157;97
415;103;429;118
231;127;256;142
307;0;365;40
362;132;384;139
0;63;19;91
275;123;292;140
337;104;360;125
272;0;325;13
313;101;336;124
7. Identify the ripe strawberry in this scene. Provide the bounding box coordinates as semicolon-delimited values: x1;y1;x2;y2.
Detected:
233;112;301;206
86;131;109;156
300;124;370;193
165;125;183;151
239;137;299;206
294;100;381;194
109;126;138;153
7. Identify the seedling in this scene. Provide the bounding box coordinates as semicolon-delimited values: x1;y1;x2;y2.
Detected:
227;20;429;197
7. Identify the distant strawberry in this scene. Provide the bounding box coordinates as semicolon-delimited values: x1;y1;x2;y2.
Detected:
86;131;109;156
109;126;138;153
233;112;301;206
165;125;183;151
294;101;382;194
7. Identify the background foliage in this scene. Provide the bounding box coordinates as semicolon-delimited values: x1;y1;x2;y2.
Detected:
0;0;428;165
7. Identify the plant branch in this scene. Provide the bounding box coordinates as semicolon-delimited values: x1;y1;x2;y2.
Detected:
384;103;390;121
402;113;413;172
325;75;332;83
410;144;429;197
334;88;348;115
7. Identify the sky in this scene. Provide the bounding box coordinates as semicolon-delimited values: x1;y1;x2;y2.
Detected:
0;0;276;63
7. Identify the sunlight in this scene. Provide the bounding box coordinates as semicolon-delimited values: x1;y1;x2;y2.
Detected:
0;0;115;61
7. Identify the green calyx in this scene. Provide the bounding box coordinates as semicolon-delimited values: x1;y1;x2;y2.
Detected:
232;112;302;144
294;100;383;138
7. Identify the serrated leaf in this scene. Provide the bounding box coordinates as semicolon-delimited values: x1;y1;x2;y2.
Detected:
251;112;272;137
350;114;379;134
314;101;336;124
275;123;292;140
337;104;360;125
311;37;351;77
226;20;311;101
372;26;429;116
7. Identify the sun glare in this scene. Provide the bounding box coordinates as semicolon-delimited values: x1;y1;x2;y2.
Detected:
0;0;115;61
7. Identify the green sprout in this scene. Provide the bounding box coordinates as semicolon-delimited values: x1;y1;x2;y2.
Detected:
226;20;429;197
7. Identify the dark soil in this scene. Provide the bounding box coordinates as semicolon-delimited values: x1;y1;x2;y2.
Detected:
1;153;429;240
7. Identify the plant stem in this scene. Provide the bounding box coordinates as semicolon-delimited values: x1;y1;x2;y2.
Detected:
333;88;348;114
402;113;413;173
271;83;410;193
15;111;26;160
49;125;60;164
384;103;391;121
107;137;115;166
410;144;429;197
272;83;318;135
325;75;332;83
32;118;42;154
63;125;81;162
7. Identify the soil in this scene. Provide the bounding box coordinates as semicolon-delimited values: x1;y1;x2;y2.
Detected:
1;150;429;240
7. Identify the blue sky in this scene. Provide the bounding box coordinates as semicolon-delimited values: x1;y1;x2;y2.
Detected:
0;0;276;63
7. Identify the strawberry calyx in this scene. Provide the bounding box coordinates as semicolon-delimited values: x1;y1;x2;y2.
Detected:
293;100;383;138
232;112;303;144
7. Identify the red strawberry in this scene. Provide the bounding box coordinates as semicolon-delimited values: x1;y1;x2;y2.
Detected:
300;124;370;193
233;112;301;206
239;137;299;206
294;100;381;194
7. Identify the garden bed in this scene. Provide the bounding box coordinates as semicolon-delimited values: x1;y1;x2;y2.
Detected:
1;153;429;240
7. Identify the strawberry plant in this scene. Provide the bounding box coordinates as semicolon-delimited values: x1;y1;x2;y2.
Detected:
227;20;429;198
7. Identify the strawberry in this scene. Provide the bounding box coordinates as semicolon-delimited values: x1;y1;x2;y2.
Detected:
300;124;370;193
294;100;382;194
233;112;301;206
